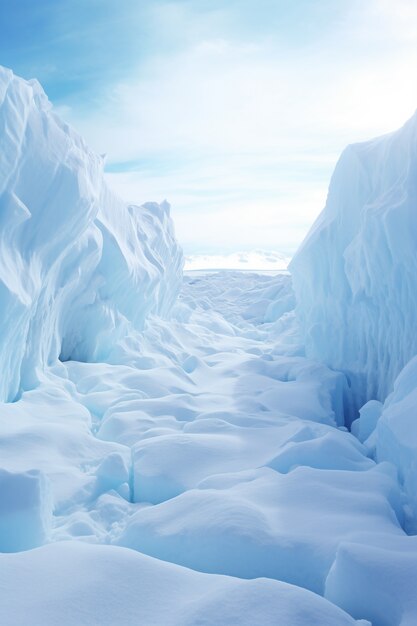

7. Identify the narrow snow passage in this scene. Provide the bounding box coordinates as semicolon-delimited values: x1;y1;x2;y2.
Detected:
0;271;416;625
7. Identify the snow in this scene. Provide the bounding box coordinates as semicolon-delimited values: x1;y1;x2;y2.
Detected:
0;262;409;625
0;469;52;552
0;65;416;626
326;535;417;626
290;111;417;418
118;463;403;594
0;542;367;626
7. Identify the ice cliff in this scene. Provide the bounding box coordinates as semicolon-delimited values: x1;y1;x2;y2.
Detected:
291;112;417;418
0;66;183;403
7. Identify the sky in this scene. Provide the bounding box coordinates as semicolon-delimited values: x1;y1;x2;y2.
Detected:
0;0;416;256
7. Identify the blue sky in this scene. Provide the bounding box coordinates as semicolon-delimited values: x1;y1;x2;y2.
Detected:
1;0;416;255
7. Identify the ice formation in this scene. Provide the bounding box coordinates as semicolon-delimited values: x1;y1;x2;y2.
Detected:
0;65;182;403
0;65;417;626
359;355;417;531
290;111;417;417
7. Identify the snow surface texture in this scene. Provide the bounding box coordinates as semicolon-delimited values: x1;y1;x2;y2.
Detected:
0;268;379;626
0;542;366;626
0;65;182;403
0;66;417;626
290;112;417;418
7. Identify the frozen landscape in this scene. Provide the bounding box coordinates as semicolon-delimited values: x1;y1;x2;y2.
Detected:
0;66;417;626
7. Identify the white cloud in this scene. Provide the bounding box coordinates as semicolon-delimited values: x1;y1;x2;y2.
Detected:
61;0;417;254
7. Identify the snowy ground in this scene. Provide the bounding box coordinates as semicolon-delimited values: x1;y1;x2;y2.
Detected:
1;270;416;625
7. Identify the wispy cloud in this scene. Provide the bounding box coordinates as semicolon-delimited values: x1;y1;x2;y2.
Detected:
2;0;416;254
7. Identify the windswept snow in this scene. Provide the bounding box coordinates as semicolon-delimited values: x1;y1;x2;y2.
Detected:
0;66;417;626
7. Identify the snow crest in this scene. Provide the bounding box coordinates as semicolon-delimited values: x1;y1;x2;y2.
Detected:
0;66;183;402
290;112;417;418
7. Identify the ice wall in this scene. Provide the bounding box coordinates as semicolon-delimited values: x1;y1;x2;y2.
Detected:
351;354;417;531
0;66;183;402
290;112;417;418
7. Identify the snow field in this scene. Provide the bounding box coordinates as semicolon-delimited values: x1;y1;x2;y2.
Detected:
0;542;369;626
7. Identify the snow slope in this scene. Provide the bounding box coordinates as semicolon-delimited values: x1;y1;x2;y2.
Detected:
291;112;417;417
0;66;182;403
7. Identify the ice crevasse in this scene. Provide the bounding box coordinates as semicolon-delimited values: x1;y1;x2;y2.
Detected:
0;65;183;403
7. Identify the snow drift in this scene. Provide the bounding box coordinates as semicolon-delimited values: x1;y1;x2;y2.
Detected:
0;542;367;626
290;112;417;418
0;66;183;402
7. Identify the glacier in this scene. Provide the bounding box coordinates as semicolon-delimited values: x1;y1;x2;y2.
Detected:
0;65;417;626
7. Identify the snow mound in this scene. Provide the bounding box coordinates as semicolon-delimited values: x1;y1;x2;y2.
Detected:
326;534;417;626
0;66;182;402
118;464;402;594
290;112;417;417
0;542;367;626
